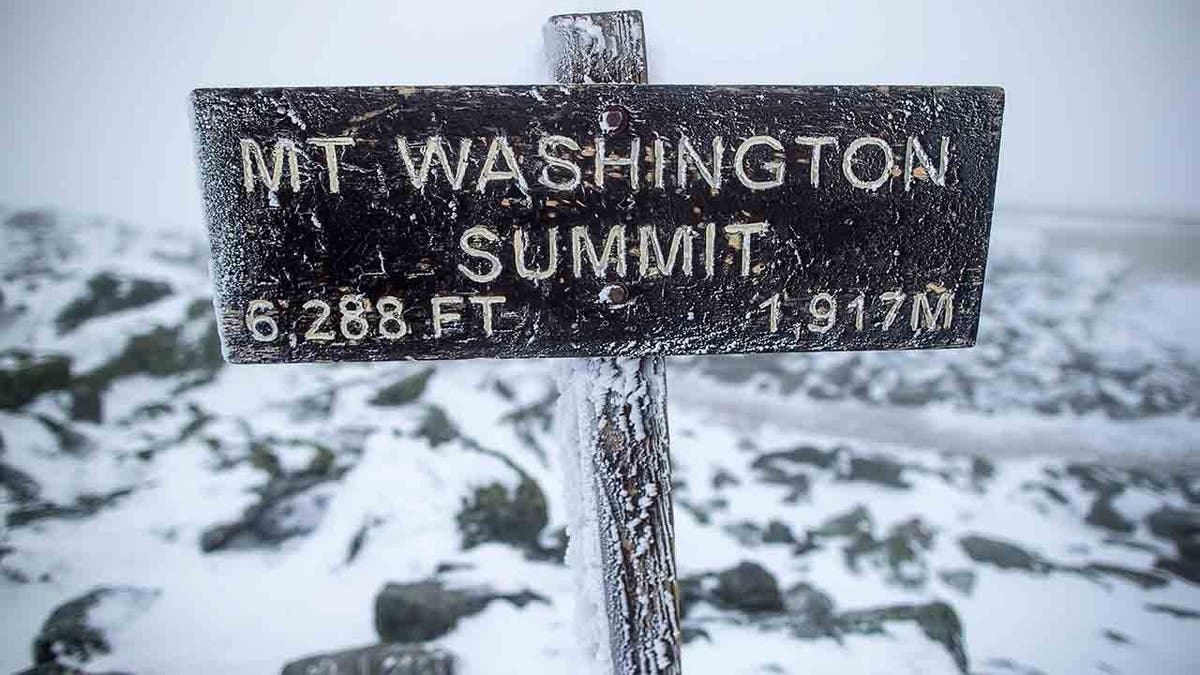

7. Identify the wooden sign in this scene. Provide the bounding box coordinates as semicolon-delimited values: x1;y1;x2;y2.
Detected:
192;85;1003;363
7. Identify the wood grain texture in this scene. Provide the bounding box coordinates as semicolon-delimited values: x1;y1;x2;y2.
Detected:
547;12;681;675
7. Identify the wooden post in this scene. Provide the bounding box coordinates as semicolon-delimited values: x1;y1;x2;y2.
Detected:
546;11;682;675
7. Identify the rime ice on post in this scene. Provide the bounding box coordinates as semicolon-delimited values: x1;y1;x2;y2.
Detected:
545;11;682;675
545;11;649;85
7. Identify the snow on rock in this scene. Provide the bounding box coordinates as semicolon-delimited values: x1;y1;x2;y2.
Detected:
1;206;1199;675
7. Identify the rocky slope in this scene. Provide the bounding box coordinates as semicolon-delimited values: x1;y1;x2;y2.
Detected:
1;206;1198;674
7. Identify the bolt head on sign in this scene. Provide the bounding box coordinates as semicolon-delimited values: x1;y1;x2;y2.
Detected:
191;85;1003;363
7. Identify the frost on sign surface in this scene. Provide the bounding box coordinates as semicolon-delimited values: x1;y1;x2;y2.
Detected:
191;85;1004;363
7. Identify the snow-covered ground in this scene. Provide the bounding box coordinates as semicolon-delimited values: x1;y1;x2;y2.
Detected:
1;205;1197;674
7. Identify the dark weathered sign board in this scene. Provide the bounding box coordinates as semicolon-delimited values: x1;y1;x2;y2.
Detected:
192;85;1003;363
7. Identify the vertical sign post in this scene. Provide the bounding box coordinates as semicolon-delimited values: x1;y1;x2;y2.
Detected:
545;12;683;675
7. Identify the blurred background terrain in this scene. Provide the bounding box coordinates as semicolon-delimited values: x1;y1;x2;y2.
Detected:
2;1;1198;673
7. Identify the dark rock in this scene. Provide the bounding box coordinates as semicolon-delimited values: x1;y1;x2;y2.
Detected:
680;626;711;643
755;445;837;470
811;505;872;539
1085;490;1135;533
433;562;474;575
345;517;384;565
280;643;455;675
1154;556;1200;584
199;522;244;553
1176;476;1200;505
254;488;332;542
1102;629;1130;644
976;657;1050;675
844;518;936;588
1082;563;1169;589
959;535;1046;572
200;455;346;552
783;582;836;638
843;455;911;489
370;369;434;406
8;488;134;529
34;415;89;454
456;478;548;553
710;468;740;489
0;351;71;410
1144;603;1200;620
416;406;457;447
838;602;968;674
762;520;796;544
1146;506;1200;541
1022;481;1069;506
374;581;491;642
714;561;784;613
528;525;568;564
15;664;132;674
791;532;820;557
1178;534;1200;561
85;318;222;391
1066;463;1123;493
677;573;708;619
676;498;712;526
723;521;762;547
31;586;157;668
749;452;812;503
55;273;172;334
68;383;103;423
495;589;550;608
970;456;996;488
938;568;977;595
1100;536;1163;555
288;389;335;421
1;460;42;503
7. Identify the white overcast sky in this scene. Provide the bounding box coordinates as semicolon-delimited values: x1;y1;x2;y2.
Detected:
1;0;1197;235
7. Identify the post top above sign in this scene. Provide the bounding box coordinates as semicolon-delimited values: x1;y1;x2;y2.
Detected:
192;84;1003;363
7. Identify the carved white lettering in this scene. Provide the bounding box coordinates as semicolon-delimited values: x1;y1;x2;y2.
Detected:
572;225;627;278
307;137;354;193
638;225;693;277
904;136;950;191
795;136;837;188
733;136;785;190
240;138;300;194
431;295;463;338
538;135;582;191
468;295;506;336
458;226;502;283
477;136;529;193
910;290;954;330
724;221;768;276
843;137;895;191
514;227;558;280
594;137;640;190
677;135;723;192
395;136;473;190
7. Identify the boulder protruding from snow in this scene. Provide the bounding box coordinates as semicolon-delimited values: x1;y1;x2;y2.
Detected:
714;561;785;613
375;581;490;643
373;580;548;644
29;586;158;671
280;643;455;675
